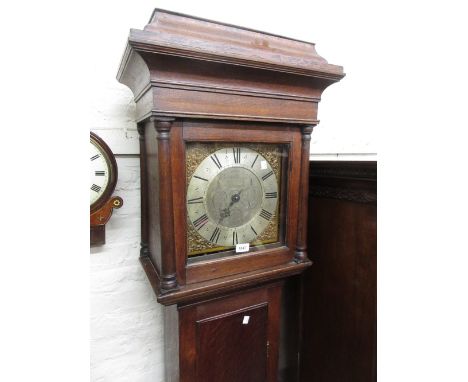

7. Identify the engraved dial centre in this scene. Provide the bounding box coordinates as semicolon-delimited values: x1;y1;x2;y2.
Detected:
206;167;263;228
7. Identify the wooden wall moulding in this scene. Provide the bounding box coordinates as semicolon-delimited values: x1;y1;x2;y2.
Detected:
118;8;344;381
309;161;377;204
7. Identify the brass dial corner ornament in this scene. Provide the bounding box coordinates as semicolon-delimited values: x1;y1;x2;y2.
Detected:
90;132;123;246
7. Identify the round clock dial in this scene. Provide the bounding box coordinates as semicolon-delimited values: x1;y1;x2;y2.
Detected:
187;147;278;247
90;133;118;212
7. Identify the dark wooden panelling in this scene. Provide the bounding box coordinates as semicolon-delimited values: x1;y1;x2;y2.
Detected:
300;161;377;382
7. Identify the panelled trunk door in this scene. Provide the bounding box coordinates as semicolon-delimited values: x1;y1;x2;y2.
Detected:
178;283;282;382
196;305;268;382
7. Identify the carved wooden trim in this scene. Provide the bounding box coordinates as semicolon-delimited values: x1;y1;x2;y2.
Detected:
310;185;376;204
309;161;377;204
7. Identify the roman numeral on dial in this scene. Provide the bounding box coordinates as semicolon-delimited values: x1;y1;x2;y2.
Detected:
95;171;105;176
265;191;277;199
250;225;258;236
209;227;221;243
188;197;204;204
259;209;273;221
232;231;238;245
251;154;259;168
233;147;241;164
91;184;101;193
262;171;274;181
210;153;222;169
193;214;209;230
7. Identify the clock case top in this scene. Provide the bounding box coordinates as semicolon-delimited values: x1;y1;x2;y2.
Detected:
117;9;344;305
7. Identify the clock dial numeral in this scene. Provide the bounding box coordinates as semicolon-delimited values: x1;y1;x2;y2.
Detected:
188;197;204;205
91;154;100;161
259;209;273;221
194;175;209;182
193;214;209;230
251;154;259;168
91;184;101;193
250;225;258;236
265;191;277;199
209;227;221;243
232;231;238;245
262;171;274;181
233;147;241;164
210;153;222;169
95;170;106;176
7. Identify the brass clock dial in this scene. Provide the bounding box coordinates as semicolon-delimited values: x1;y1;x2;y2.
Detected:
187;147;279;249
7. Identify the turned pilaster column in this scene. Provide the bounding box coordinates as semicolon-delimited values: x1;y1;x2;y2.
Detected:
294;125;315;263
137;123;150;258
153;117;178;291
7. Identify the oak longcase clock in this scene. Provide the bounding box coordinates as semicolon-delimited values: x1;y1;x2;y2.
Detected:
117;8;344;381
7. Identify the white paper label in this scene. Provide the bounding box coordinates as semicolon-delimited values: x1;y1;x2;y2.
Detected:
236;243;250;253
260;160;268;170
242;316;250;325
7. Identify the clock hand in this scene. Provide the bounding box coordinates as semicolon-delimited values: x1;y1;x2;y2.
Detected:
218;191;242;223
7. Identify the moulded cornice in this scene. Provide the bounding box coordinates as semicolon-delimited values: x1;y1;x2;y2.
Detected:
117;9;345;82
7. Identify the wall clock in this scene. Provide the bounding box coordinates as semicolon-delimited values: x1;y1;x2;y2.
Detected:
90;132;123;246
117;9;344;381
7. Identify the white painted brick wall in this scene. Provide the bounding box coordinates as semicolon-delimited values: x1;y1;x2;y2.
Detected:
90;3;376;381
90;70;165;381
90;156;166;382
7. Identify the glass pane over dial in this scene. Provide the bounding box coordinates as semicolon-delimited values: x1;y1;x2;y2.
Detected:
186;145;282;257
90;140;110;206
